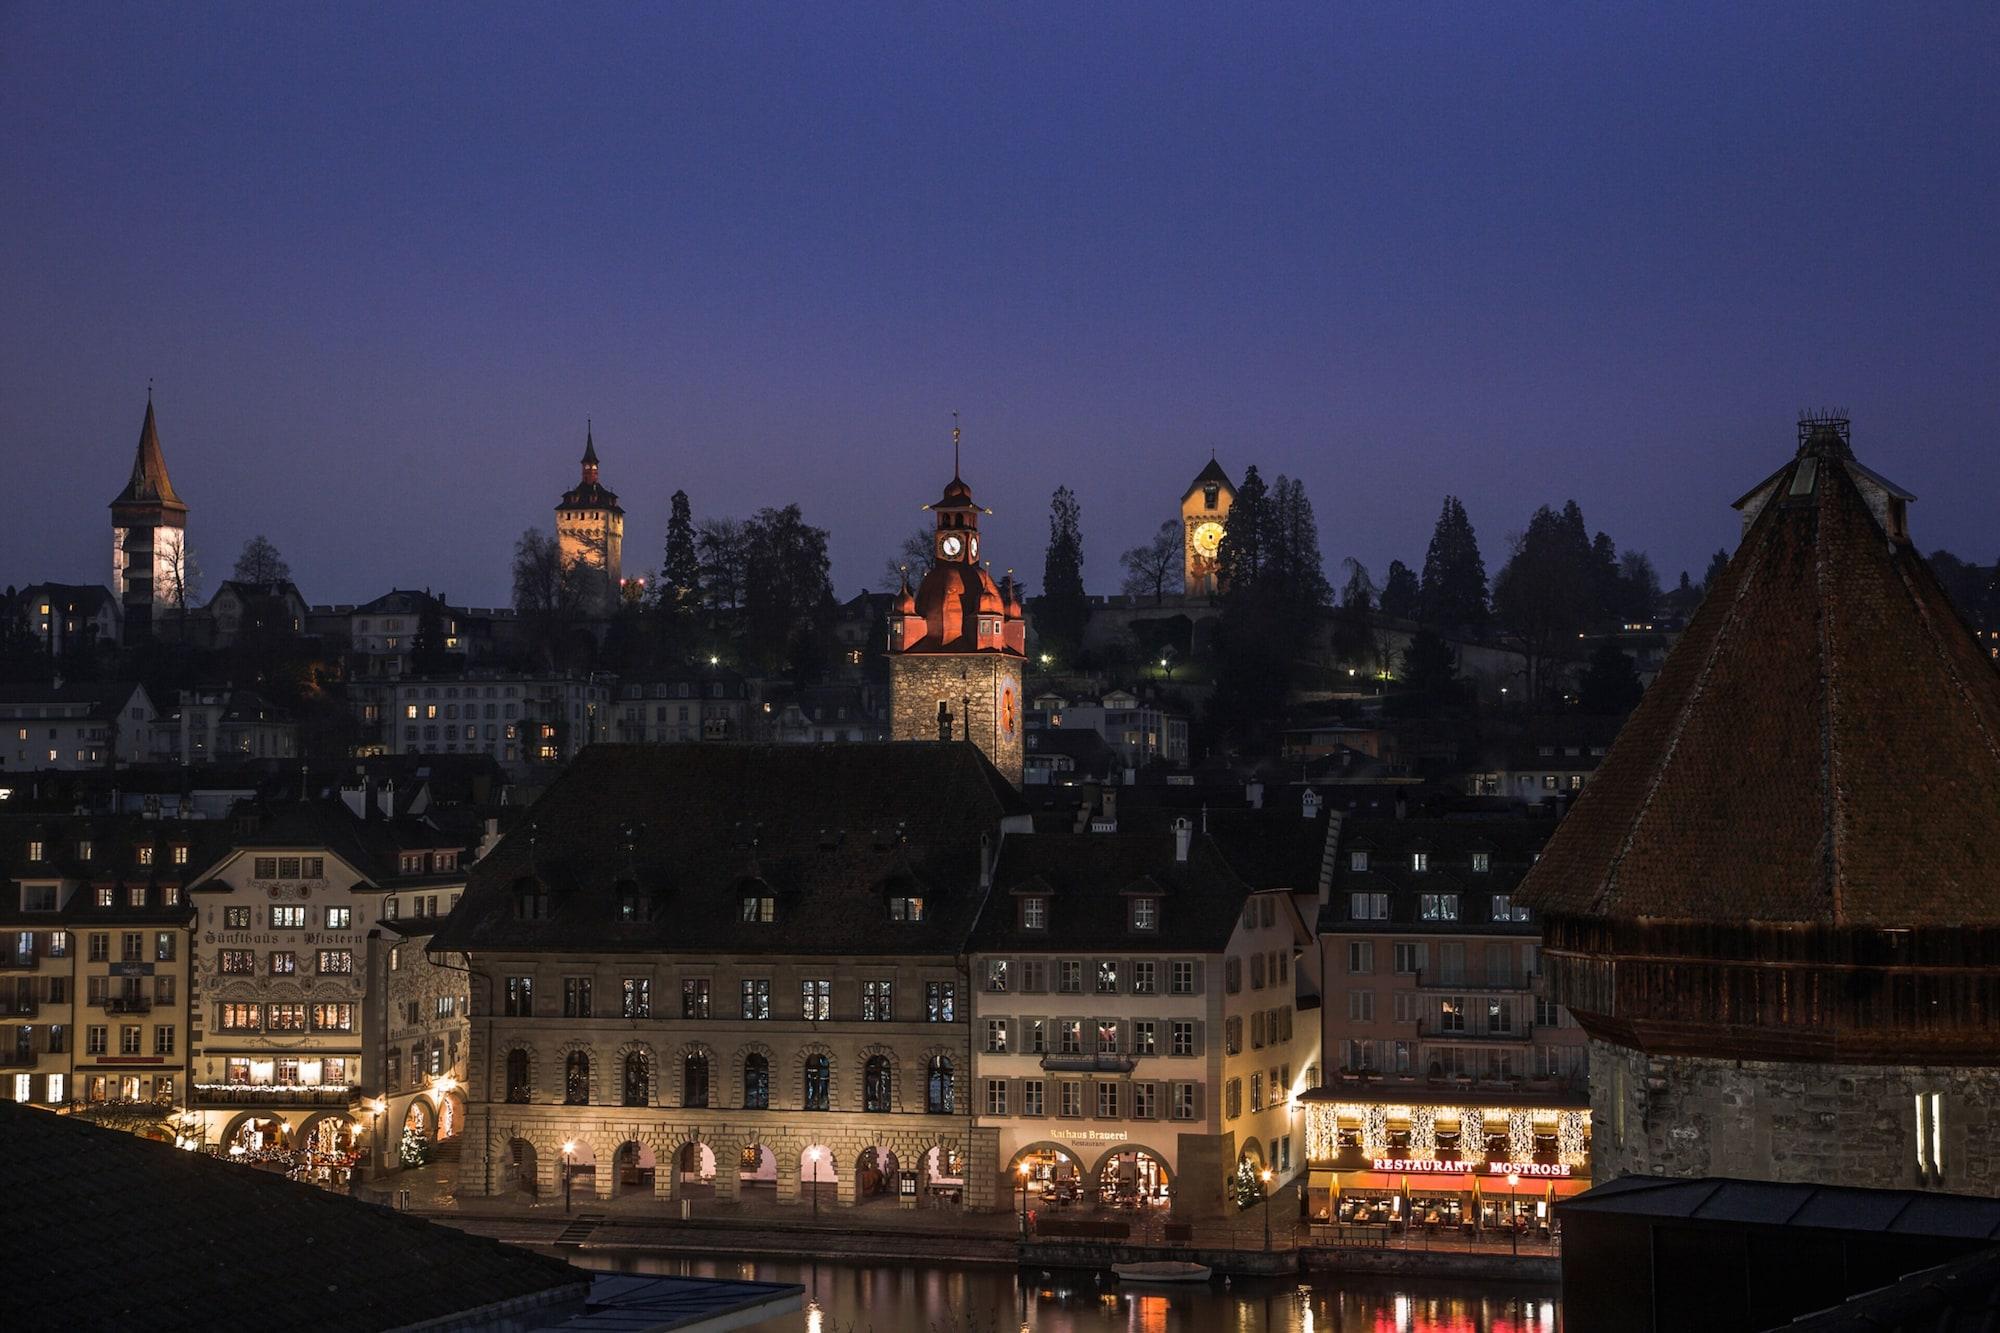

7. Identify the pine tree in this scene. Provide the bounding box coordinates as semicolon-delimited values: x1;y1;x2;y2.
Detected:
1379;560;1421;620
1702;548;1732;598
1493;505;1597;704
1218;466;1269;594
398;1125;431;1168
1037;486;1089;658
659;490;701;612
1418;497;1489;633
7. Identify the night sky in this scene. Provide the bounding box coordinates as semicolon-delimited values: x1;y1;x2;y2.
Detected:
3;4;1995;607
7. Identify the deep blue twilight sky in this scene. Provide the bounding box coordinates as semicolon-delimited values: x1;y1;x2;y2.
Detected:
2;4;1996;607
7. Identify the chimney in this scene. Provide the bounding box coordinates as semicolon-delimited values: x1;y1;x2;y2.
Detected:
377;780;395;820
1245;781;1264;811
339;782;368;820
1102;789;1118;824
1394;792;1408;821
1303;788;1322;820
1173;817;1191;863
979;832;993;889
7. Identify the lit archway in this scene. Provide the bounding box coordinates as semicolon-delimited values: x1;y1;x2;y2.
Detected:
856;1145;901;1205
800;1144;837;1207
402;1096;435;1141
506;1138;540;1197
737;1143;777;1197
613;1140;657;1196
677;1141;716;1198
1094;1145;1175;1209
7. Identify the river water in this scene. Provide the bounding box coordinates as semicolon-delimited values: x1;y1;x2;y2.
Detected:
591;1252;1562;1332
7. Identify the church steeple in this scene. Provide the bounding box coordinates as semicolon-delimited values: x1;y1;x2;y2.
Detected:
580;419;600;485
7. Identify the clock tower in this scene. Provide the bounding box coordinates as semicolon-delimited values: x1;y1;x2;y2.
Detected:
1181;457;1235;598
887;445;1026;786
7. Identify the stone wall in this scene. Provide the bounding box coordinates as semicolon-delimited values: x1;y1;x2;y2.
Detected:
1588;1037;2000;1196
888;653;1024;786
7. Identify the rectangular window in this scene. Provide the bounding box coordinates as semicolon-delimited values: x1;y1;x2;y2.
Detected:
224;906;251;930
1411;852;1429;872
1172;1082;1196;1120
220;949;254;975
1170;1020;1195;1057
1095;960;1119;994
219;1003;260;1032
1490;894;1530;923
1096;1021;1120;1054
86;1026;108;1055
682;978;710;1018
1471;852;1491;873
1349;850;1369;871
986;1018;1009;1053
1439;997;1466;1032
121;933;143;962
1349;892;1389;921
269;951;296;976
889;896;924;922
1058;960;1082;994
1225;1078;1242;1119
1250;1072;1264;1112
739;896;775;923
1022;1080;1045;1117
317;949;353;975
985;1079;1008;1116
1022;897;1047;930
1132;961;1156;995
1420;893;1460;922
312;1003;353;1032
862;979;893;1021
504;975;534;1017
622;977;651;1018
1059;1081;1082;1118
986;959;1010;992
1026;1018;1046;1054
1393;942;1423;974
741;978;771;1020
1133;1082;1157;1118
154;975;174;1005
1096;1082;1119;1118
1021;960;1047;993
1131;897;1158;931
1348;941;1374;973
271;906;306;929
801;979;830;1021
1133;1020;1157;1056
925;981;955;1022
1169;961;1195;995
325;906;352;929
1348;990;1374;1021
1059;1019;1082;1055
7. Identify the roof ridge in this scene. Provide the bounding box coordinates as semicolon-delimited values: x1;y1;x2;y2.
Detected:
1588;525;1774;917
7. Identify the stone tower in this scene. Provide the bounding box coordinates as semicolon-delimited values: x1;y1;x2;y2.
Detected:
555;422;624;615
887;450;1026;786
109;396;189;642
1181;457;1234;598
1522;417;2000;1196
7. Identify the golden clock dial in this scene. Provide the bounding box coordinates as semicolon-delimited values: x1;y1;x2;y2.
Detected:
941;534;964;558
1193;522;1224;557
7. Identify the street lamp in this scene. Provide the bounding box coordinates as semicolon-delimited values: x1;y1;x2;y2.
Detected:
563;1140;577;1214
1261;1169;1274;1251
1507;1170;1520;1257
1016;1160;1032;1236
366;1097;387;1175
806;1147;822;1220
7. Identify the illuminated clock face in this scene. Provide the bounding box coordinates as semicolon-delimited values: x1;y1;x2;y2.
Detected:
1193;521;1225;558
941;534;964;559
968;535;979;561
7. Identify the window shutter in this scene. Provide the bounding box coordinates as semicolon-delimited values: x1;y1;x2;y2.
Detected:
1190;1081;1204;1121
1190;1020;1205;1056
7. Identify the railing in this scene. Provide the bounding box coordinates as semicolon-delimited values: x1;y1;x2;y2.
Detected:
1039;1053;1138;1074
105;996;153;1014
1414;970;1537;994
0;951;38;971
193;1083;360;1107
0;999;38;1018
1417;1021;1537;1043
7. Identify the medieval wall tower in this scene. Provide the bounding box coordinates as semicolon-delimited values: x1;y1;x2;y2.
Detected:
555;423;624;615
109;396;189;642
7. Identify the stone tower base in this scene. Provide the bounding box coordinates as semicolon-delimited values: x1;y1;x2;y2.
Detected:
1588;1038;2000;1196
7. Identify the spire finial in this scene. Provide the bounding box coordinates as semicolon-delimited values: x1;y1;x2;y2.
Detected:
952;411;961;479
147;378;153;403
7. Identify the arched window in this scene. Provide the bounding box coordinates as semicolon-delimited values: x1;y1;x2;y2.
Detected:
925;1055;954;1115
744;1054;769;1110
803;1054;830;1111
863;1055;891;1113
564;1051;590;1105
622;1052;649;1107
505;1049;530;1104
683;1052;709;1108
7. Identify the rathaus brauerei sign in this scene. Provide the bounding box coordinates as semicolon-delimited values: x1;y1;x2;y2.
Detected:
1369;1158;1572;1178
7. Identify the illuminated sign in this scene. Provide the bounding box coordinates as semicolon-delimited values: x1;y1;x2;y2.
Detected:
1367;1158;1574;1179
1488;1161;1571;1178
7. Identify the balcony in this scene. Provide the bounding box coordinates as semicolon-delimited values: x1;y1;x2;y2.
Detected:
193;1083;360;1107
1413;970;1537;994
104;996;153;1014
0;951;38;971
1039;1052;1138;1074
1418;1021;1537;1044
0;999;38;1018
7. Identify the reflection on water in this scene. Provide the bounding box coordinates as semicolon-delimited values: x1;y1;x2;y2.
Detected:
590;1252;1560;1332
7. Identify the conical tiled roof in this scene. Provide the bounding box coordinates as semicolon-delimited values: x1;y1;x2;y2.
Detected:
1521;421;2000;929
111;400;186;511
1180;456;1234;502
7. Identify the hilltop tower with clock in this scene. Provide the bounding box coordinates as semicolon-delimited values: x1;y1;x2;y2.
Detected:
887;447;1027;786
555;422;624;615
1181;457;1235;598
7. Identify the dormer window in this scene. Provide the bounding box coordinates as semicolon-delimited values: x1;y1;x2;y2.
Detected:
1411;852;1429;872
127;885;145;908
1349;851;1369;872
1131;897;1159;932
1471;852;1490;873
77;840;93;860
137;847;155;867
514;882;550;922
95;887;113;908
27;841;42;862
1021;897;1048;931
23;885;56;912
889;896;925;922
740;895;776;924
617;885;650;923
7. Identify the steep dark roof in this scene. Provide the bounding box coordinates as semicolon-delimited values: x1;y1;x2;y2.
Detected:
968;830;1252;952
0;680;144;719
1180;456;1235;502
0;1100;585;1332
1202;805;1337;894
109;399;186;511
194;801;470;888
1521;429;2000;929
433;743;1028;956
1320;815;1550;933
0;814;227;927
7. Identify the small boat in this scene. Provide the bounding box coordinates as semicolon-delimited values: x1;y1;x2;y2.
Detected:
1111;1261;1212;1284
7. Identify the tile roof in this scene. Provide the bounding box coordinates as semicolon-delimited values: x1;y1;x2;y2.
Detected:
1520;430;2000;928
0;1100;586;1332
433;742;1028;956
109;399;186;510
967;829;1253;952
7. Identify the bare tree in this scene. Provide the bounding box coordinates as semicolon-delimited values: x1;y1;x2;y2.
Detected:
159;533;201;640
1119;521;1184;604
511;529;586;666
696;518;748;609
879;527;933;592
232;535;291;585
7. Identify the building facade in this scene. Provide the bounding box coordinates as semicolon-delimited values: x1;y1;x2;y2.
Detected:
434;744;1030;1211
1180;458;1235;598
385;672;610;773
108;398;190;643
0;682;157;771
887;464;1027;785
